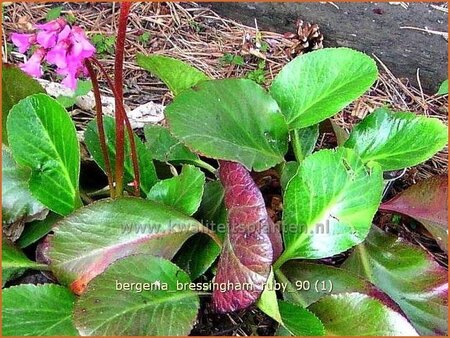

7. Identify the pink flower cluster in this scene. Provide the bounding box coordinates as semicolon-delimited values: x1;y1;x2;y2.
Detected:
11;18;96;90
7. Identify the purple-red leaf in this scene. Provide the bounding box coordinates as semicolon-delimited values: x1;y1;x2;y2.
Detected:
380;175;448;251
212;161;276;312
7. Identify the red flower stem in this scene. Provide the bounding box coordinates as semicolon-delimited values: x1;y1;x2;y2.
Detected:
85;58;115;198
89;58;140;196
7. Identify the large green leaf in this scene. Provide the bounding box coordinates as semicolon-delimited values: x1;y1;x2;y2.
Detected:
7;93;80;215
2;63;45;145
144;124;199;162
2;238;47;286
74;255;199;335
165;79;289;171
279;301;325;336
344;108;448;171
174;180;225;279
276;148;383;266
2;145;46;225
308;293;418;335
147;164;205;215
137;54;209;96
270;48;377;129
342;226;448;335
48;198;216;293
85;116;157;196
2;284;78;336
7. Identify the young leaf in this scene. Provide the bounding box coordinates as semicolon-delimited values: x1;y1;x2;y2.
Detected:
380;175;448;251
212;161;274;312
144;124;199;162
2;145;46;225
2;238;47;286
279;301;325;336
137;54;209;96
85;116;157;196
174;180;226;280
147;165;205;215
47;198;217;294
342;226;448;335
290;124;319;162
166;79;289;171
74;255;199;336
270;48;377;129
308;293;418;336
17;212;61;248
2;63;45;145
257;269;282;323
344;108;448;171
7;93;81;215
277;148;383;265
2;284;78;336
437;79;448;95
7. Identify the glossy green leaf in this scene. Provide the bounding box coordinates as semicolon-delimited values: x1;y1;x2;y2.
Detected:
74;255;199;336
437;79;448;95
174;181;225;279
309;293;418;335
277;148;383;265
144;124;199;162
48;198;215;291
342;226;448;335
85;116;157;196
270;48;377;129
166;79;289;171
137;54;209;96
17;213;61;248
147;165;205;215
291;124;319;161
2;238;47;286
344;108;448;171
2;145;46;225
279;301;325;336
380;175;448;252
7;93;80;215
2;63;45;145
2;284;78;336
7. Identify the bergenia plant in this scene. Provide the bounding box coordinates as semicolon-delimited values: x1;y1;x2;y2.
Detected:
2;3;448;337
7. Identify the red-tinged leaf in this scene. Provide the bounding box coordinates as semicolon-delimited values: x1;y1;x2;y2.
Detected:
380;175;448;252
212;161;274;312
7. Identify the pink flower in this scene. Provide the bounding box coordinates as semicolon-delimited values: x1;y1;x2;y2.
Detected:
10;33;36;53
20;48;46;78
35;18;66;49
70;26;96;59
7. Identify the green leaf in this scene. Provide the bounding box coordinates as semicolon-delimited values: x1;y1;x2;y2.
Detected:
280;161;299;191
2;238;47;286
17;212;61;248
277;148;383;265
56;80;93;108
2;145;46;225
46;6;63;21
137;54;209;96
85;116;157;196
2;64;45;145
344;108;448;171
173;180;225;279
308;292;418;335
291;125;319;162
437;79;448;95
74;255;199;335
342;226;448;335
144;124;199;162
48;197;216;290
166;79;289;171
257;269;283;323
279;301;325;336
270;48;377;129
330;119;349;145
147;164;205;215
7;93;80;215
2;284;78;336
